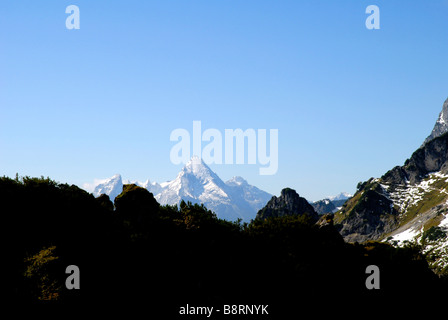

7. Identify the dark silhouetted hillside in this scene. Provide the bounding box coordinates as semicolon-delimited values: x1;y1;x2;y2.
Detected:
3;176;446;314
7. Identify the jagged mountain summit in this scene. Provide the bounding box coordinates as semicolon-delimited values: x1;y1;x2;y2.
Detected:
422;97;448;146
90;156;272;222
256;188;319;222
335;97;448;274
155;156;230;208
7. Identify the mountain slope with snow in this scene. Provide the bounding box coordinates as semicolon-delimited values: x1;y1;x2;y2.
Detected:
334;97;448;274
89;156;272;222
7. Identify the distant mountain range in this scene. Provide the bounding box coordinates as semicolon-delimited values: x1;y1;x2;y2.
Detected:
91;156;272;222
89;158;352;222
310;192;352;215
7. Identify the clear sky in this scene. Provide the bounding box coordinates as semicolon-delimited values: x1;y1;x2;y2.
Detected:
1;0;448;201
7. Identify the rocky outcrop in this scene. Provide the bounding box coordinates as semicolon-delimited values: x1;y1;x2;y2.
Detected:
383;131;448;186
256;188;318;221
335;186;398;243
423;97;448;146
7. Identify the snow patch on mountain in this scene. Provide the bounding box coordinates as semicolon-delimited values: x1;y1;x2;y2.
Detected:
389;227;422;244
388;212;448;273
380;172;448;215
379;170;448;274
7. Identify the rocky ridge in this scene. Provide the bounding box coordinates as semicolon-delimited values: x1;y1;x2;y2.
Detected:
256;188;319;222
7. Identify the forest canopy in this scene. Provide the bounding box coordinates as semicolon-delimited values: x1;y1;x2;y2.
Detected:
3;176;446;312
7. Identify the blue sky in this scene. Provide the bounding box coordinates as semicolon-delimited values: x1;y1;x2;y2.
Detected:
1;0;448;201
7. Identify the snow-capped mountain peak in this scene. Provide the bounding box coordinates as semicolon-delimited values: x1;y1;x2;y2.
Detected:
225;176;248;187
183;156;207;173
158;157;230;208
179;156;219;182
93;174;123;201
